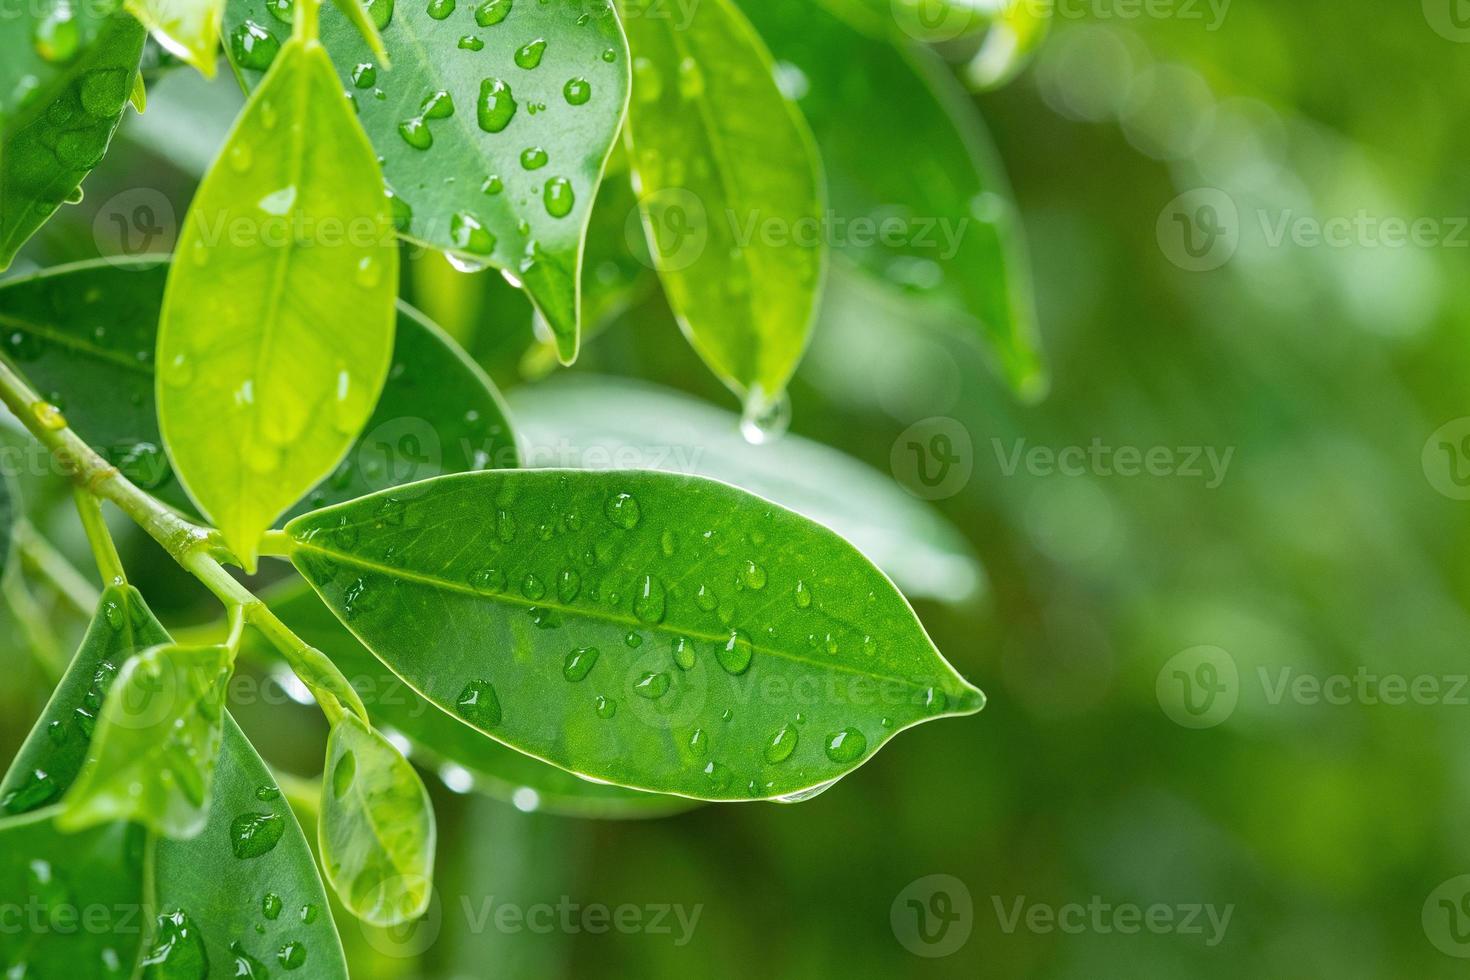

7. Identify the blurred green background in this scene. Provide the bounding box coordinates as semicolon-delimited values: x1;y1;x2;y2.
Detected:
6;0;1470;976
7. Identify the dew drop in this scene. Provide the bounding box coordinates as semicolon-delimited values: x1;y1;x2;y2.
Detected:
459;34;484;50
604;491;640;529
556;568;581;602
563;77;591;104
824;727;867;764
473;0;511;26
229;21;280;71
634;672;670;699
476;78;516;132
142;910;207;977
740;560;767;591
457;680;502;727
520;573;546;600
229;812;285;859
562;646;598;682
398;116;433;149
514;38;546;69
717;631;753;675
594;694;616;718
694;584;717;611
765;723;798;763
265;0;294;22
672;636;695;670
351;63;376;88
520;146;548;170
278;940;307;971
262;892;283;920
426;0;454;18
633;574;666;624
702;761;731;791
689;727;709;756
231;941;269;979
543;176;574;218
421;89;454;118
481;174;504;195
740;388;791;445
450;211;496;255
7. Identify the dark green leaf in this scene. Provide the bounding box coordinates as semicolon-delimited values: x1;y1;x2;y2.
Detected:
0;257;518;519
741;0;1048;397
0;12;146;268
221;0;633;362
286;470;983;801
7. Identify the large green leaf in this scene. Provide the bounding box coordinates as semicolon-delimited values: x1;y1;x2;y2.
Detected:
262;579;696;818
619;0;825;424
0;258;518;519
221;0;632;363
59;642;234;838
319;713;435;926
126;0;226;77
509;374;986;603
157;36;399;567
285;470;983;801
0;11;145;268
741;0;1047;397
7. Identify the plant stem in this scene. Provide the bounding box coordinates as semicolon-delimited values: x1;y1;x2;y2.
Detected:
16;522;101;614
73;488;127;586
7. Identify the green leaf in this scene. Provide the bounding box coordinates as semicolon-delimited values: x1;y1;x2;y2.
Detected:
262;579;697;818
286;470;983;801
320;713;436;926
157;36;399;568
125;0;225;77
0;12;145;268
740;0;1047;397
0;809;149;976
58;642;234;838
965;0;1053;91
0;258;518;520
509;374;985;603
619;0;826;422
220;0;633;364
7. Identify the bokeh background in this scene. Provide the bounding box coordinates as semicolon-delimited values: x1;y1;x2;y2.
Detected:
5;0;1470;976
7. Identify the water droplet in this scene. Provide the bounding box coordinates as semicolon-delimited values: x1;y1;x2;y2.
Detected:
230;812;285;859
481;174;504;194
694;585;718;612
543;176;574;218
920;687;948;714
563;647;599;681
262;893;283;920
765;723;798;763
470;567;505;593
450;211;496;254
520;146;548;170
740;560;767;591
634;672;670;699
794;580;812;608
426;0;454;18
514;38;546;69
595;694;617;718
231;941;269;979
520;573;546;600
398;115;433;149
355;255;382;288
229;21;280;71
605;491;640;529
265;0;294;22
142;910;207;976
33;401;65;430
457;680;502;727
601;47;617;62
740;388;791;444
421;89;454;118
351;62;377;88
672;636;695;670
633;574;666;624
278;940;307;971
473;0;511;26
824;727;867;764
476;78;516;132
702;761;732;791
459;34;484;50
300;904;320;923
689;727;709;756
718;631;753;675
563;77;591;105
1;769;57;814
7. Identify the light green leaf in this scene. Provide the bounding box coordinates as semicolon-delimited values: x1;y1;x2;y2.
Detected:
126;0;226;77
320;713;436;926
0;809;149;976
220;0;633;363
58;642;234;838
965;0;1052;90
620;0;826;422
261;579;697;818
286;470;983;801
0;258;517;521
157;36;399;568
741;0;1047;397
509;375;985;603
0;12;145;268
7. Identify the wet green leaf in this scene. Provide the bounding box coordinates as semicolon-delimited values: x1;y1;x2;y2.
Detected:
261;579;697;818
509;375;985;603
0;258;517;521
58;642;234;838
0;12;145;268
286;470;983;801
126;0;226;77
157;37;398;568
620;0;825;423
320;713;436;926
741;0;1047;397
221;0;632;363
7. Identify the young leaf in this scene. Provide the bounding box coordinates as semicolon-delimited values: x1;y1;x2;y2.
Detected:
0;258;517;520
263;580;697;819
509;375;985;603
157;37;399;568
220;0;633;363
620;0;826;424
126;0;226;77
320;713;436;926
741;0;1048;398
286;471;984;801
0;810;149;975
0;13;146;268
58;642;234;838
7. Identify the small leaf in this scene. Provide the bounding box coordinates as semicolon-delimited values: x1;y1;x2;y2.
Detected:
125;0;226;77
286;471;983;801
220;0;633;362
58;643;234;838
741;0;1048;397
620;0;826;420
0;13;145;268
157;37;399;567
0;258;517;520
320;714;436;926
